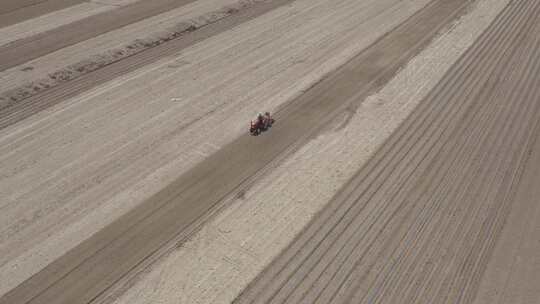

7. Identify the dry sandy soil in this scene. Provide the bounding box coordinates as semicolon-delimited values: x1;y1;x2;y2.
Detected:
0;0;538;303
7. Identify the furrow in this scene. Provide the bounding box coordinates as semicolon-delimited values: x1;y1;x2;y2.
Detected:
308;1;536;302
370;31;540;304
439;34;540;304
352;28;536;304
385;8;540;303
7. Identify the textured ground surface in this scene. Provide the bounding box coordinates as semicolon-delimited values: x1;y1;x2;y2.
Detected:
235;0;540;302
0;0;538;303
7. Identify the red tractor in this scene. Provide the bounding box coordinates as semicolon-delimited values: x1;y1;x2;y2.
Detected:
250;112;274;136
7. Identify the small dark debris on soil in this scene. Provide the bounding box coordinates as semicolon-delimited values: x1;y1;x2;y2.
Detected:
236;190;246;200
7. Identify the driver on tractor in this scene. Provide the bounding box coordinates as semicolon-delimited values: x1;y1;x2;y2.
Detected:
256;112;265;128
263;112;272;127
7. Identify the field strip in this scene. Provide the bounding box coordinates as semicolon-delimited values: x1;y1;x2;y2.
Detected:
0;0;68;15
0;0;140;48
0;0;293;128
102;0;510;303
0;0;206;71
0;0;434;302
0;0;263;100
235;0;540;302
0;0;90;28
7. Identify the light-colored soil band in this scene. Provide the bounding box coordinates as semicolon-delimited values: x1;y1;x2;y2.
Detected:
0;0;87;27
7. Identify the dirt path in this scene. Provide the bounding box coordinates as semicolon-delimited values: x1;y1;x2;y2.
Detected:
235;0;540;302
0;0;471;303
